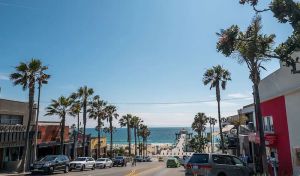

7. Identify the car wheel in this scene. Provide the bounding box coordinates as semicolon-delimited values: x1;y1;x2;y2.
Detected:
48;167;54;175
104;165;106;169
110;164;112;168
218;173;226;176
81;165;85;171
92;165;95;170
64;165;69;173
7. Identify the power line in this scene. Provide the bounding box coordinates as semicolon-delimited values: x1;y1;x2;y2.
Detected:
37;97;252;105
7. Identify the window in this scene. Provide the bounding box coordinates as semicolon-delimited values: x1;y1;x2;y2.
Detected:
212;155;234;165
231;156;244;165
0;114;23;125
264;116;274;132
188;154;209;164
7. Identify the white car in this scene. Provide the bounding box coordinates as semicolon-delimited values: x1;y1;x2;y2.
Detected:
69;157;95;171
95;158;113;169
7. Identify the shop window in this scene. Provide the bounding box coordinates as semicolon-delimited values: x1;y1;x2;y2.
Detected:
0;114;23;125
264;116;274;132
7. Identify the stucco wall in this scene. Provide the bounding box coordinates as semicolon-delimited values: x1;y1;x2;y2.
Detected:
285;91;300;175
259;52;300;102
0;99;35;126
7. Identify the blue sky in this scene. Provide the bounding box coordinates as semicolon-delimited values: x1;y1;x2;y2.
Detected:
0;0;292;127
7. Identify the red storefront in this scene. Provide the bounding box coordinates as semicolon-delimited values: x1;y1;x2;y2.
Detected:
260;96;293;176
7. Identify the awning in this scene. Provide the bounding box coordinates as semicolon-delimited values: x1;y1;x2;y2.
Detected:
248;132;277;147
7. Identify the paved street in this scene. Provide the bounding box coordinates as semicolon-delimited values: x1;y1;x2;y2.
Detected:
29;162;185;176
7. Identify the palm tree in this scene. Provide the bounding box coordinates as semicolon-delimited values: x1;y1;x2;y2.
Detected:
69;101;81;158
88;95;107;159
203;65;231;153
104;105;119;158
45;96;73;155
216;16;275;173
130;116;143;156
33;64;50;161
139;124;151;157
209;118;217;153
229;115;248;156
10;59;43;172
119;114;133;156
71;86;94;156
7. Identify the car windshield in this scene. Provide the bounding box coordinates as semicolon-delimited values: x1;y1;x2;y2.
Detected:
97;159;105;161
115;157;123;159
40;156;57;161
188;154;209;164
75;158;87;161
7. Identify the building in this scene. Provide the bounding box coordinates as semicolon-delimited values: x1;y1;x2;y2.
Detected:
257;51;300;175
89;137;107;158
0;99;35;171
36;121;70;159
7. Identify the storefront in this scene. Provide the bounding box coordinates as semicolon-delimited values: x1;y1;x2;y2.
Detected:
259;52;300;175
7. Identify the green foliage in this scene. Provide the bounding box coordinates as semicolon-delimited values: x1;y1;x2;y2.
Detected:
217;16;275;83
203;65;231;90
239;0;300;73
191;112;209;136
189;135;208;153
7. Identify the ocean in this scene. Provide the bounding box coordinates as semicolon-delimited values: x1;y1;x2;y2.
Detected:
86;127;217;145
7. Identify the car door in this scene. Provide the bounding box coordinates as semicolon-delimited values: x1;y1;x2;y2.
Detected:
55;156;63;170
211;155;238;176
231;156;248;175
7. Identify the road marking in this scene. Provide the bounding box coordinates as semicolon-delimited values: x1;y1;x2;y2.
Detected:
125;169;136;176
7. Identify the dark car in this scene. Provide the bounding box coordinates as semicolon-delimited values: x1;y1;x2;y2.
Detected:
113;156;127;167
135;156;144;162
185;153;253;176
144;156;152;162
30;155;70;174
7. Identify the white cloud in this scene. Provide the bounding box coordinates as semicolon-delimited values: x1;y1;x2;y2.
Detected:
227;93;250;98
0;73;9;80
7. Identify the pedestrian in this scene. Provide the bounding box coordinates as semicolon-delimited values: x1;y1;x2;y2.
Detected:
132;156;136;167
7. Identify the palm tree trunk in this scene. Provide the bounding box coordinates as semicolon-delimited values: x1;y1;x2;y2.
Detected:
110;119;113;158
76;113;79;158
83;100;87;156
212;124;215;153
127;124;131;156
216;84;225;153
97;117;101;159
60;116;65;155
33;82;41;161
253;82;268;174
134;127;137;156
236;125;240;156
19;86;35;173
210;120;212;153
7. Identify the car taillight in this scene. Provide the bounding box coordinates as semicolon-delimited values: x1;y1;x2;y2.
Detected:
186;164;192;169
201;165;212;170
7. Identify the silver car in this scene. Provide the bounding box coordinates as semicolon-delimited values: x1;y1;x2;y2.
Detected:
185;153;253;176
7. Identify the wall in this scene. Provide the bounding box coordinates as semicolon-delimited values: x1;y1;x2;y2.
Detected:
37;125;69;144
0;99;35;126
261;96;293;175
285;90;300;175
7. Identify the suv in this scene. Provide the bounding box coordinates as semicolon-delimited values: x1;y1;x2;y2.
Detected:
69;157;95;171
113;156;127;167
30;155;70;174
185;153;253;176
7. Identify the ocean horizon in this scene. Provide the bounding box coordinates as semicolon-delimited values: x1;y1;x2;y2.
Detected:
86;127;218;144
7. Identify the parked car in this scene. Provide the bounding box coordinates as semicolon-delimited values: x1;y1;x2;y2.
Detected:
185;153;253;176
144;156;152;162
30;155;70;174
135;155;144;162
158;156;164;162
69;157;95;171
95;158;113;169
113;156;127;167
166;158;180;168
